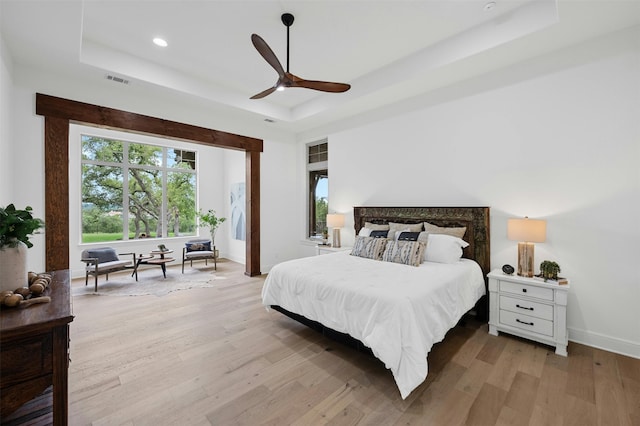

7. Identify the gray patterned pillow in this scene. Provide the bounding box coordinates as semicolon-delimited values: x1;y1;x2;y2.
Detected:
381;240;426;267
351;236;388;260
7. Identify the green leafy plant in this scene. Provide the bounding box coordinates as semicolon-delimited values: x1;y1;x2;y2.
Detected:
197;209;226;243
539;260;561;281
0;204;45;249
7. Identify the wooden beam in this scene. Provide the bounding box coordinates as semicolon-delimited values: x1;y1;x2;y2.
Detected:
35;93;262;275
44;117;69;272
245;150;261;276
36;93;262;152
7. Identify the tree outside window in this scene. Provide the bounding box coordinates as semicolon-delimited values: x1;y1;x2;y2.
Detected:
81;135;197;243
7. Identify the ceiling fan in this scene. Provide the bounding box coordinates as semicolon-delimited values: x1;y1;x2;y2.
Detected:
250;13;351;99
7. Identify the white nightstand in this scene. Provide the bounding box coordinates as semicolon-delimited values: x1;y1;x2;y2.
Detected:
316;245;352;256
488;269;570;356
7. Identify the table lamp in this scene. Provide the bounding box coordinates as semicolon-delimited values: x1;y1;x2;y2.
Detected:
507;217;546;277
326;213;345;248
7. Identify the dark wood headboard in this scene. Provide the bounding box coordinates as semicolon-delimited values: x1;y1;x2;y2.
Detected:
353;206;491;278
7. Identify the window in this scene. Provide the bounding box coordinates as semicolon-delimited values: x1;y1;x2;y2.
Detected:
307;140;328;238
81;135;197;243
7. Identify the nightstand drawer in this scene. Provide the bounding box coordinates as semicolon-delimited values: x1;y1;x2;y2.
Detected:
500;310;553;337
500;281;553;301
500;295;553;321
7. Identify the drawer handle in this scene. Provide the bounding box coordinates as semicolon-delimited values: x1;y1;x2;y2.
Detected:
516;318;534;326
516;304;534;311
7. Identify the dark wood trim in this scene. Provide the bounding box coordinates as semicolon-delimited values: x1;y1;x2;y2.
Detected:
35;93;263;275
245;150;261;276
44;117;70;272
35;94;262;152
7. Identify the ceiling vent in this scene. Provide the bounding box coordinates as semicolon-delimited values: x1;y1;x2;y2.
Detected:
105;74;130;85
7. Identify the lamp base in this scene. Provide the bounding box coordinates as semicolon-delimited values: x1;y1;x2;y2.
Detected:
517;242;535;277
332;228;341;248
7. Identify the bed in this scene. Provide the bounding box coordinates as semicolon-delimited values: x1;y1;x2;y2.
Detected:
262;206;490;399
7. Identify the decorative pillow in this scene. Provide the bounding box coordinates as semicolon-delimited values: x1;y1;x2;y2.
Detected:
358;227;372;237
351;236;388;260
389;222;423;233
370;230;389;238
365;222;390;231
423;222;467;239
83;247;118;263
424;234;469;264
397;231;420;241
382;240;426;267
186;240;212;252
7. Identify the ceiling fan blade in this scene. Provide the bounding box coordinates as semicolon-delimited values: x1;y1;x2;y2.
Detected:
250;85;279;99
251;34;285;78
288;73;351;93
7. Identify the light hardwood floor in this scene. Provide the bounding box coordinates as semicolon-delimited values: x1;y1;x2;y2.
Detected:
66;260;640;426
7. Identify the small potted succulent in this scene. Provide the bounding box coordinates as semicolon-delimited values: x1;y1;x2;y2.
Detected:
539;260;561;281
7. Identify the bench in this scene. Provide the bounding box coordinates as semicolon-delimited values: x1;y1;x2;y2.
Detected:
81;247;137;292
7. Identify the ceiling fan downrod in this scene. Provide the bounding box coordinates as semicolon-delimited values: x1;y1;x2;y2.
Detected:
281;13;294;73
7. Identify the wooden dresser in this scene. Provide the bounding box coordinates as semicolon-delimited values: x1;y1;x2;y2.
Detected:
1;269;74;425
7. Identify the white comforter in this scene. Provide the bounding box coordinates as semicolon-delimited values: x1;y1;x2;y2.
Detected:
261;251;485;399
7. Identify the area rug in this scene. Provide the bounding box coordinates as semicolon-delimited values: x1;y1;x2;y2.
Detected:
72;266;225;297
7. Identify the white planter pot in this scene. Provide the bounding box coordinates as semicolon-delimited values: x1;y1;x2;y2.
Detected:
0;241;28;292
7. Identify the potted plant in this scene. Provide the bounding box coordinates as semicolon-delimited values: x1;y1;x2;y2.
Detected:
0;204;45;292
197;209;226;248
539;260;561;281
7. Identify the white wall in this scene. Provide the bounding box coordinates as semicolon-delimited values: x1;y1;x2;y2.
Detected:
261;137;306;269
222;149;245;264
324;29;640;357
0;33;13;205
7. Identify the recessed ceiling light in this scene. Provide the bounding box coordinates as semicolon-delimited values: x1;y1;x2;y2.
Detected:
153;37;168;47
484;2;496;12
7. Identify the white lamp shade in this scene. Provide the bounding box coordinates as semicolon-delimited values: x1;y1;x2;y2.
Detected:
326;213;345;228
507;218;546;243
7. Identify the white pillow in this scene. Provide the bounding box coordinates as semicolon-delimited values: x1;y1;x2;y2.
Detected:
358;227;372;237
424;234;469;264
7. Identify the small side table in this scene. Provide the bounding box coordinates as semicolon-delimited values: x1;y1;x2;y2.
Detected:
316;245;352;256
488;269;570;356
133;250;175;278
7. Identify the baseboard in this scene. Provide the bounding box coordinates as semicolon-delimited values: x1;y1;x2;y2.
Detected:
569;327;640;359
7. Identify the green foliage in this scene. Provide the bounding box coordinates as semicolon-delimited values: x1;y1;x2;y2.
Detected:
81;135;197;242
198;209;226;240
0;204;45;248
314;197;328;235
540;260;561;281
82;206;122;234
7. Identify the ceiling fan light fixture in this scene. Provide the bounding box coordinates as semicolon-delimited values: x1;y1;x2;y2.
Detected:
276;85;285;91
153;37;168;47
